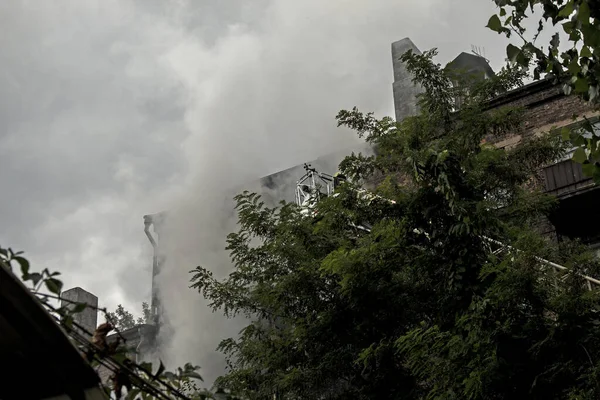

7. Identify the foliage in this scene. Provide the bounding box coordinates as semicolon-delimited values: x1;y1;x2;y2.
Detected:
191;49;600;399
487;0;600;181
0;246;220;400
107;302;153;331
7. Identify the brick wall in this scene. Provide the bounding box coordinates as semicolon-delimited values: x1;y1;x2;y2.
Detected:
368;82;598;190
375;80;599;243
484;81;599;243
484;81;599;147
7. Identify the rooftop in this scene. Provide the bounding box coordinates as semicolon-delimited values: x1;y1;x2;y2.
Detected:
0;265;104;400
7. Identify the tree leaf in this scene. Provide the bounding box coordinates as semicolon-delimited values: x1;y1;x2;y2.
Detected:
14;256;30;277
582;162;596;176
487;14;503;32
153;361;166;380
139;362;153;375
27;272;42;286
572;147;588;163
506;44;522;63
562;21;574;34
578;1;591;25
581;119;594;134
45;278;63;295
125;388;141;400
182;371;204;381
62;315;74;330
558;0;574;17
568;58;581;75
581;46;592;58
163;371;177;381
72;302;87;313
574;77;588;93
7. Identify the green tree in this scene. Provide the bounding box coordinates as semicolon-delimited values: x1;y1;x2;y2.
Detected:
107;302;153;331
191;49;600;399
487;0;600;182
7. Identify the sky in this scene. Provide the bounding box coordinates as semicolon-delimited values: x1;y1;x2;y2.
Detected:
0;0;535;386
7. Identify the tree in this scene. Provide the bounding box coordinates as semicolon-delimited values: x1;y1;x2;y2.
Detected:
191;49;600;399
107;302;153;331
487;0;600;182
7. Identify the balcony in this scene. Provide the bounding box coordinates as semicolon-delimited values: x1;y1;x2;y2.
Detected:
543;158;594;197
544;158;600;246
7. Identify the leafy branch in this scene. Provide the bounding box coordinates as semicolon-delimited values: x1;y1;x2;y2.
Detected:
0;246;224;400
488;0;600;182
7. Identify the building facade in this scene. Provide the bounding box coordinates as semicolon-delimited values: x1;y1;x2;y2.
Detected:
390;38;600;248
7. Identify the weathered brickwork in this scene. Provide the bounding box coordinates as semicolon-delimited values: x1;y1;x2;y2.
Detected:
485;80;599;243
485;80;599;146
383;75;599;243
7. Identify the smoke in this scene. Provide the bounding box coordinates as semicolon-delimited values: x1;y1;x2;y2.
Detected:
150;14;380;387
0;0;530;387
129;0;509;388
155;145;371;385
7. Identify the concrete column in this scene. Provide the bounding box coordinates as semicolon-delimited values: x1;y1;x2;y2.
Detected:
391;37;424;123
61;287;98;337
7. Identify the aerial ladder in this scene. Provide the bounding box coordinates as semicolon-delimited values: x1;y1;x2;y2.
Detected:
295;164;600;290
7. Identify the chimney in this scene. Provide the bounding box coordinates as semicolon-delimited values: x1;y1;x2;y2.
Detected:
61;287;98;337
391;37;424;123
447;52;495;82
446;52;496;109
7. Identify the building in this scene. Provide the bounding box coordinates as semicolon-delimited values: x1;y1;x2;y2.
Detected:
60;287;158;386
390;37;600;249
391;38;424;123
60;224;162;384
272;37;600;252
484;78;600;246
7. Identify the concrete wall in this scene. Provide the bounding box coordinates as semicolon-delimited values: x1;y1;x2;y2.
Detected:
61;287;98;337
96;324;159;386
391;38;424;123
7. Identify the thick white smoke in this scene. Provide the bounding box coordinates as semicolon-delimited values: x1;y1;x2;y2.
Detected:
130;0;512;388
0;0;540;388
147;2;388;386
156;148;372;386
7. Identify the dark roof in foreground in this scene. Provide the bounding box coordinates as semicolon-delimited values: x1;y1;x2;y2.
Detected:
0;264;105;400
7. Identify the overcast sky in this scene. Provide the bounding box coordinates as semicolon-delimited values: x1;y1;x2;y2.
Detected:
0;0;530;384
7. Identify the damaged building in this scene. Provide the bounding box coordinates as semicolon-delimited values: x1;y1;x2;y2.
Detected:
61;36;600;387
